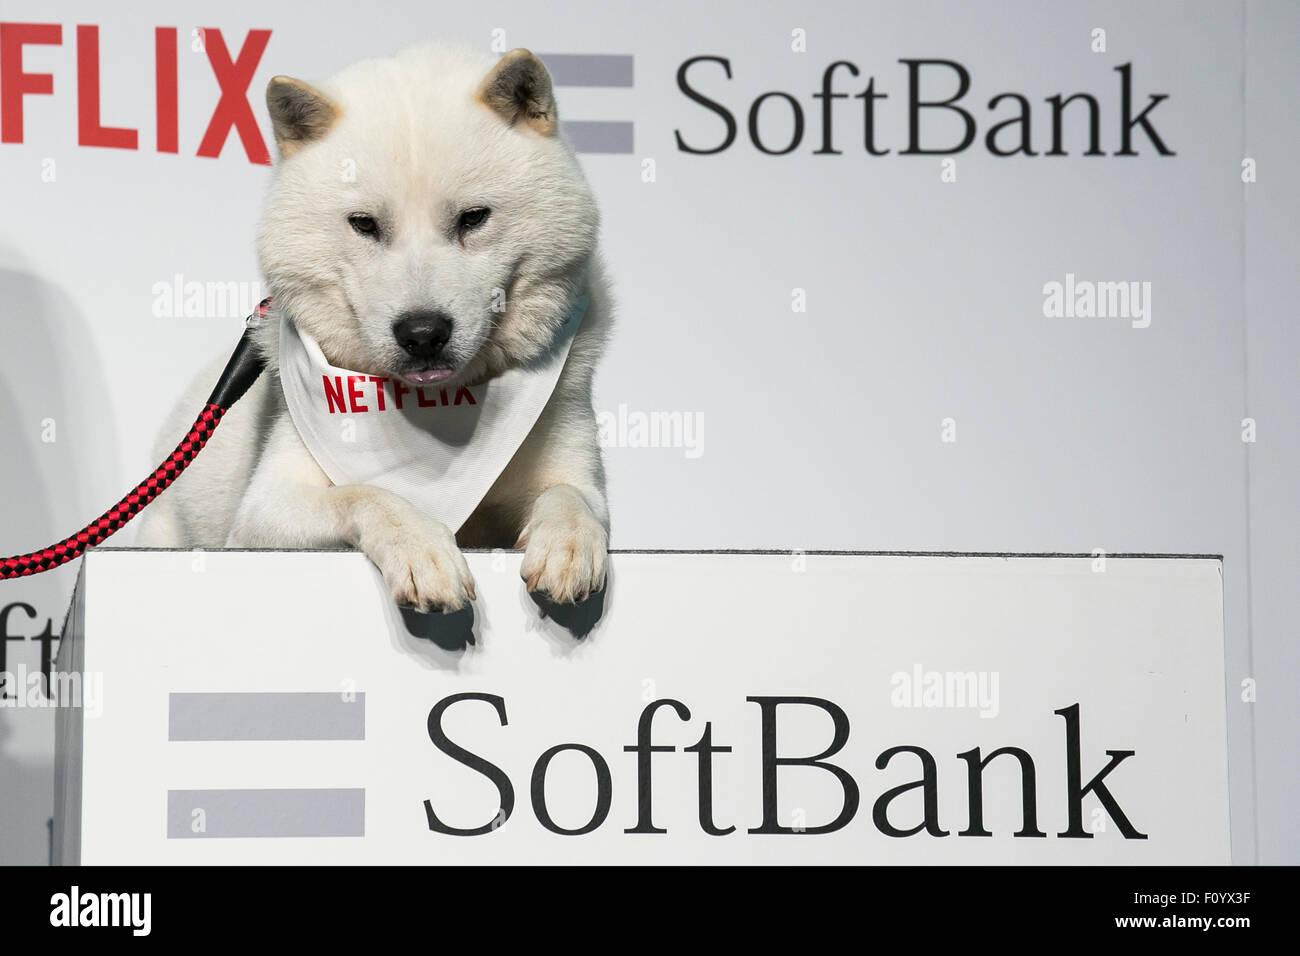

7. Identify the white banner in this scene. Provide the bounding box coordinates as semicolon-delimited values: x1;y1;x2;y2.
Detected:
56;549;1228;864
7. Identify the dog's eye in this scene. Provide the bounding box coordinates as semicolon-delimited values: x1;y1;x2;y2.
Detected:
348;214;380;238
457;207;491;240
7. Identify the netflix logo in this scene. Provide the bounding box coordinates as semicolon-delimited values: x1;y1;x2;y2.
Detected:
320;375;479;414
0;22;273;163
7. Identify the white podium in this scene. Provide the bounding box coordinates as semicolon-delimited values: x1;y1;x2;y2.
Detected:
55;549;1229;864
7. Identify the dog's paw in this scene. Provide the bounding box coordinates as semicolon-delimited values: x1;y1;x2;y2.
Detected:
518;496;608;604
358;506;475;613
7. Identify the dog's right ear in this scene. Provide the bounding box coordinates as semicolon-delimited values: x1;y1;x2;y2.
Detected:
475;49;556;135
266;76;340;158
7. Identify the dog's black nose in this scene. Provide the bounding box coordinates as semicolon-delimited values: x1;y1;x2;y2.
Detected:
393;311;452;360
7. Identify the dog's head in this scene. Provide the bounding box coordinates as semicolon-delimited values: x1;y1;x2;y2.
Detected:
258;44;598;384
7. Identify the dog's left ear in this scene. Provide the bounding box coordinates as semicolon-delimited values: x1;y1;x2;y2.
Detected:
266;76;340;158
476;49;556;135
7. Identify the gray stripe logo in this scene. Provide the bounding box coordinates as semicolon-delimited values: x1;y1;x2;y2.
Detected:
561;121;635;155
539;53;634;154
539;54;633;88
169;692;365;741
167;788;365;839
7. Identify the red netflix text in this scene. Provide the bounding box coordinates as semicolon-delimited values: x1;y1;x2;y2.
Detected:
322;375;479;414
0;22;272;163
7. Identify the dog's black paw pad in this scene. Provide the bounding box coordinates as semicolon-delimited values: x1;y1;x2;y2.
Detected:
398;603;476;650
528;585;606;639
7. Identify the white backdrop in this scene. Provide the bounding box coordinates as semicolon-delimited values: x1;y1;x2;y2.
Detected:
1;0;1296;864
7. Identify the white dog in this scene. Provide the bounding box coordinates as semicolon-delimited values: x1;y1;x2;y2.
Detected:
137;43;611;612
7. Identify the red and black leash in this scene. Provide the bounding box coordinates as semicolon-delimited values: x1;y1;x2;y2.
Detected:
0;299;273;579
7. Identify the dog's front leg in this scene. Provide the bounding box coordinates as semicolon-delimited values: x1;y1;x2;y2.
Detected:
517;483;609;604
506;378;611;604
227;416;475;612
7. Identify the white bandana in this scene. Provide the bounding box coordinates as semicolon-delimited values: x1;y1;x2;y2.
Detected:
279;295;587;532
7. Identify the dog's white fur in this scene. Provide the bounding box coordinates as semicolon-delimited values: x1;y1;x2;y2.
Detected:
137;43;611;610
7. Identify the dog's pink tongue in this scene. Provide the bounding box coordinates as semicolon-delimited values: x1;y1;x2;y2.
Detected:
404;369;452;385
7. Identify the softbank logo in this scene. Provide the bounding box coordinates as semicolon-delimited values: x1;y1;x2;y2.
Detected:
537;53;635;155
675;58;1174;158
0;23;274;162
50;886;151;936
